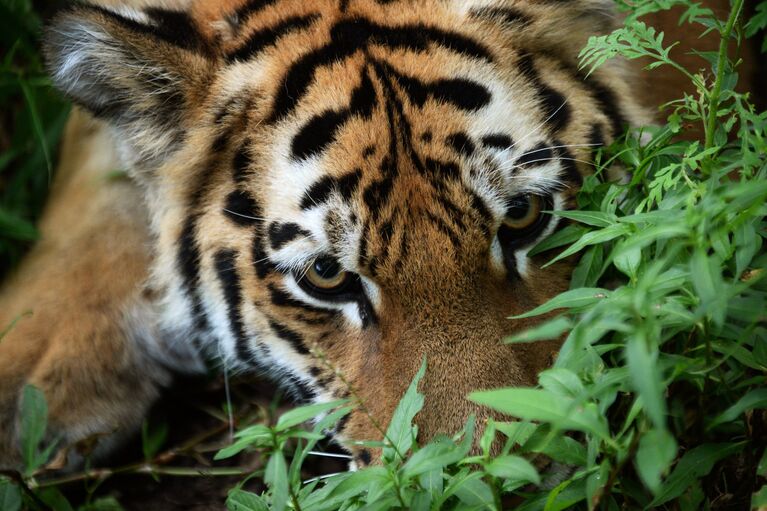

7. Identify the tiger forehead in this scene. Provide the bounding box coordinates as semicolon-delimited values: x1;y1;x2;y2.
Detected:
203;0;604;274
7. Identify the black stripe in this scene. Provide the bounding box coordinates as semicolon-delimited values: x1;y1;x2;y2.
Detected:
232;143;252;183
291;70;378;160
83;5;206;53
227;14;320;62
214;249;253;360
177;214;209;330
268;222;311;250
253;234;275;279
362;177;394;220
425;211;461;248
390;71;492;111
518;55;571;133
268;18;492;122
470;7;531;25
224;190;259;226
481;133;513;149
586;78;626;138
446;132;475;157
515;142;554;167
267;283;338;317
425;158;460;180
469;191;493;236
555;144;583;187
300;169;362;210
235;0;279;21
269;320;311;355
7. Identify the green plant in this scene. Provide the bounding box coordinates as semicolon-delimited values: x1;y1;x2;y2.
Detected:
0;0;70;278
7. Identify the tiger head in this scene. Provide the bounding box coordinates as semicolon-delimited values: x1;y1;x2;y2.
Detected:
45;0;646;464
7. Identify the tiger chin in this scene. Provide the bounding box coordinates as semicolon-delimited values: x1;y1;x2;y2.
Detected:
0;0;649;470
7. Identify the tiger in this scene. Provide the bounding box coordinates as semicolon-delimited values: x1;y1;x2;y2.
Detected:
0;0;660;470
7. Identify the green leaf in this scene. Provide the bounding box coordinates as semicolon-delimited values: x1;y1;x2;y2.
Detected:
77;497;125;511
485;455;541;485
538;368;584;398
707;389;767;430
275;399;348;432
512;288;611;319
752;485;767;510
447;472;495;509
551;210;618;227
401;438;461;478
382;359;426;463
544;224;631;267
38;488;74;511
529;225;588;256
265;452;289;511
650;442;745;507
626;332;667;429
0;479;21;511
635;428;677;494
505;316;572;343
141;420;168;461
227;490;269;511
20;384;49;475
469;388;609;439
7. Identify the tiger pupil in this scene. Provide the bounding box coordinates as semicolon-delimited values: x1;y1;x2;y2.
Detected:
506;197;531;219
314;257;340;279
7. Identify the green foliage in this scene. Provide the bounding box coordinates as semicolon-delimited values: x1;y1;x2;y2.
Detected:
0;0;70;277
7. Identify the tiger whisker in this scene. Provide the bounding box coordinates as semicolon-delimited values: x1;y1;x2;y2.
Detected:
222;208;266;221
514;142;602;159
303;472;346;485
306;451;354;459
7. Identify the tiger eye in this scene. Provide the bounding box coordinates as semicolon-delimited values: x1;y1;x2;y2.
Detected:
504;194;543;230
305;256;348;290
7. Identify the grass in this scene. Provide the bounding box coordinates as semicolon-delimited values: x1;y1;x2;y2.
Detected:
0;0;69;279
1;0;766;509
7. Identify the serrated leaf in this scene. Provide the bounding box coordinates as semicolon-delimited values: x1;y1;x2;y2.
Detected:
383;359;426;463
265;452;288;511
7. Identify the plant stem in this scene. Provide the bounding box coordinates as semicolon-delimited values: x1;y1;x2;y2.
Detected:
704;0;745;153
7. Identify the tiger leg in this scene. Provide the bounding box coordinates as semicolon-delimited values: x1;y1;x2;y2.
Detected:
0;109;196;469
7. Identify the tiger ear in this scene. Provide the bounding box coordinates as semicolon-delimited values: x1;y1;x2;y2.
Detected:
463;0;617;64
44;4;218;171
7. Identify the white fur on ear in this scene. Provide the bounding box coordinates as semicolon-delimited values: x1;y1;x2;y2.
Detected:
44;4;210;173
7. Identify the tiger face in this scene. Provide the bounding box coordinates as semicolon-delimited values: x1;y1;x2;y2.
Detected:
45;0;646;463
